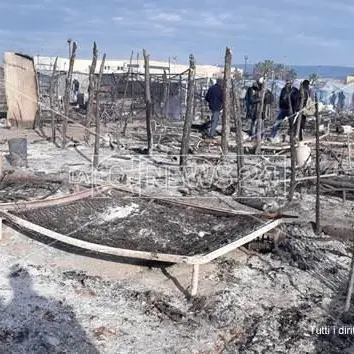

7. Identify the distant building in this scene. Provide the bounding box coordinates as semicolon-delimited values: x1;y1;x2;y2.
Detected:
34;56;243;79
346;75;354;84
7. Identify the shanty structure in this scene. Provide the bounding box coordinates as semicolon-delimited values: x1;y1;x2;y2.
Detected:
3;52;38;128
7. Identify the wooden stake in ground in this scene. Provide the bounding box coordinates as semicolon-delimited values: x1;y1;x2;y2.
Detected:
93;53;106;169
49;56;58;142
287;86;296;201
315;94;321;234
256;79;266;154
62;41;77;149
121;50;134;138
180;55;196;166
221;47;232;155
162;69;169;120
231;78;244;195
85;42;98;143
143;49;153;154
295;82;304;139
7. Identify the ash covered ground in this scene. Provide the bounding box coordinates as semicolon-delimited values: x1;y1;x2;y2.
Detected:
1;125;354;353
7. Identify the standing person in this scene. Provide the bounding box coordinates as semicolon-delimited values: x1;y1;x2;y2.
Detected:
245;78;263;136
338;91;345;111
264;89;274;121
329;91;336;108
271;79;300;138
205;78;223;139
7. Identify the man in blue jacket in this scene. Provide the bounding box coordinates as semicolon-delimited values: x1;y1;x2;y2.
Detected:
205;78;223;138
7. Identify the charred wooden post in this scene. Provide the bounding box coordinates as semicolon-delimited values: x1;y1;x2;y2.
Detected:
315;94;321;234
35;70;42;129
84;42;98;143
180;55;196;166
256;79;266;154
287;86;296;201
221;47;232;155
231;78;244;195
62;41;77;149
143;49;153;154
0;152;2;180
162;70;169;120
122;50;134;138
348;135;352;169
296;82;304;139
200;85;205;121
93;53;106;169
49;56;58;142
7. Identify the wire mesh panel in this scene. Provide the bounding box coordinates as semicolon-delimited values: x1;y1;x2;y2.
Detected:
11;190;266;256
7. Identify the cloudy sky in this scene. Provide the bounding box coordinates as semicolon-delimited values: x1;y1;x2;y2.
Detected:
0;0;352;66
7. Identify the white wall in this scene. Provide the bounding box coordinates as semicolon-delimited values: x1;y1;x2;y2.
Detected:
34;56;243;78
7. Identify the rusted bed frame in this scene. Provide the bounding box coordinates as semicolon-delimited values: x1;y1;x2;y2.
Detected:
0;185;282;296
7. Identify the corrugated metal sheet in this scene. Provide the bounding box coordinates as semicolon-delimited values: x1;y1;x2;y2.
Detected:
4;52;38;128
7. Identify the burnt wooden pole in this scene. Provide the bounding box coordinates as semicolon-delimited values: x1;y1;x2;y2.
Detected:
143;49;153;154
93;53;106;168
85;42;98;143
256;79;266;154
296;82;304;139
287;86;296;201
62;41;77;149
121;50;134;137
180;55;196;166
49;56;58;142
231;78;244;195
162;69;169;120
221;47;232;155
315;94;321;234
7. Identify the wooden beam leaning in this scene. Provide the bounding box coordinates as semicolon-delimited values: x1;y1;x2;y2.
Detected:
180;54;196;166
62;41;77;148
93;53;106;168
221;47;232;155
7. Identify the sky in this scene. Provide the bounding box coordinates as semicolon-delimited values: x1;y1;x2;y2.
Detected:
0;0;353;66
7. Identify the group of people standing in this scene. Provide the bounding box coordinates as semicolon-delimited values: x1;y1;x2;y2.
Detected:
245;78;312;141
204;77;312;141
329;90;346;111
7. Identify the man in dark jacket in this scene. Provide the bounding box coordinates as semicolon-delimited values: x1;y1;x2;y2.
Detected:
264;89;274;120
205;78;223;138
245;79;263;136
271;80;300;138
338;91;345;111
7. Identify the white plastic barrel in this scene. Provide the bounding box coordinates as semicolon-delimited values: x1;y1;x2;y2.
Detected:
296;142;311;168
342;125;353;134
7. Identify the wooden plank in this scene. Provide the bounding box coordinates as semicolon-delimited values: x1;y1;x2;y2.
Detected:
109;183;258;216
0;185;110;211
192;219;282;264
1;210;193;264
180;54;196;166
93;52;106;168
